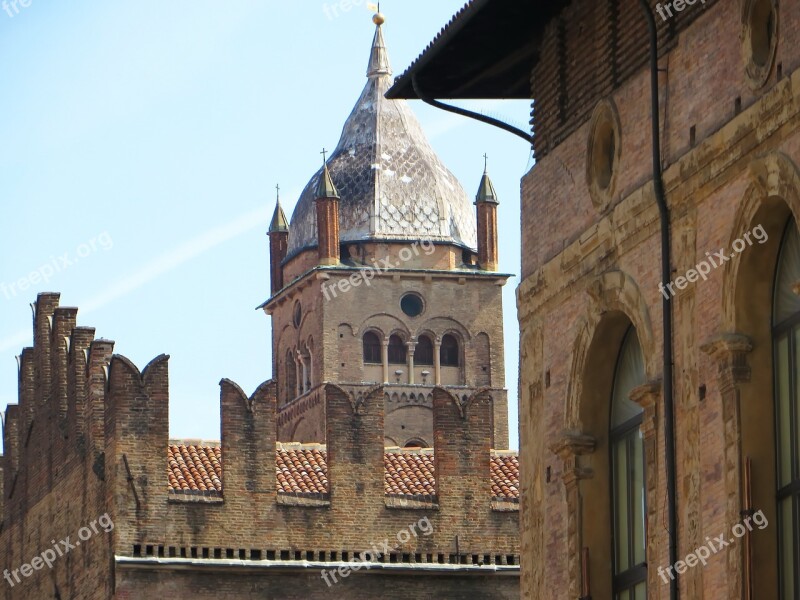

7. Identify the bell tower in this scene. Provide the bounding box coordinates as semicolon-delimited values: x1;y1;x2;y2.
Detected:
260;13;511;450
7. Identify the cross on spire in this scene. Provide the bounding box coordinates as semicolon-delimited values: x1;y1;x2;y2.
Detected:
483;153;489;172
321;148;328;165
275;183;280;201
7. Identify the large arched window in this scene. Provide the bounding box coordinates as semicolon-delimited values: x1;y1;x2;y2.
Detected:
610;327;647;600
388;334;407;365
773;220;800;599
440;334;460;367
415;335;434;366
363;332;382;364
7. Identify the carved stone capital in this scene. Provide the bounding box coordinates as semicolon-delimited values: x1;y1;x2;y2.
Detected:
550;430;596;487
700;333;753;388
630;380;660;440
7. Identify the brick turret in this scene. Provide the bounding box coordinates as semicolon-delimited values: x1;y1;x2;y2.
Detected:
268;189;289;294
475;163;499;272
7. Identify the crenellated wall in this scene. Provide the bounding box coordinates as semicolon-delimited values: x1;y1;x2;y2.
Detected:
1;293;518;599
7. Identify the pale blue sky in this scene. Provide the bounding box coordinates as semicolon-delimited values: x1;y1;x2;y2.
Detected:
0;1;531;450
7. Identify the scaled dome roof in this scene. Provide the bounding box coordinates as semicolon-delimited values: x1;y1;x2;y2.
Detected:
287;21;477;257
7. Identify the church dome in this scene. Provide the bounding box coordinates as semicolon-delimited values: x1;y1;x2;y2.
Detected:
287;20;477;257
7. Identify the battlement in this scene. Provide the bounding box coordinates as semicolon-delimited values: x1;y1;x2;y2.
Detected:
0;294;518;595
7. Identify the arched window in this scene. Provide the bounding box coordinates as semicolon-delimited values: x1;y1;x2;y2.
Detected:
610;327;647;600
773;220;800;599
415;335;434;366
285;350;297;403
363;332;381;364
440;334;459;367
388;334;407;365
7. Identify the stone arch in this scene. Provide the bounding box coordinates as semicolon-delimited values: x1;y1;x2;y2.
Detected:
416;316;471;343
354;313;408;337
724;151;800;329
717;151;800;598
565;270;657;430
557;270;655;599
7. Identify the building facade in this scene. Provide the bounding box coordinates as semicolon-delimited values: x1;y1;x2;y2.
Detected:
389;0;800;598
0;15;520;600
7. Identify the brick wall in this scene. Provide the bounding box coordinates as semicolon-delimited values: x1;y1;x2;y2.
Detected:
519;0;800;597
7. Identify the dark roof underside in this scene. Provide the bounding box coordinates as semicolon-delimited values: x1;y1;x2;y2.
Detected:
386;0;569;100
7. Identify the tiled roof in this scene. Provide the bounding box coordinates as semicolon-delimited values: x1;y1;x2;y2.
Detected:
490;453;519;501
384;448;436;497
167;442;518;502
276;444;328;495
168;443;223;493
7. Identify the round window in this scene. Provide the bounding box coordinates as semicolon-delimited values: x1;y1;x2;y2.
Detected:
743;0;778;88
749;0;776;68
400;293;424;317
293;302;302;328
586;99;621;212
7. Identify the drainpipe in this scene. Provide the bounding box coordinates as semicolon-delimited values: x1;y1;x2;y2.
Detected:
638;2;679;599
411;76;533;145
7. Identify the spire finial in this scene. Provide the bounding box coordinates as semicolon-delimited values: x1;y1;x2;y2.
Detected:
475;157;499;205
316;148;340;199
269;185;289;233
367;7;391;78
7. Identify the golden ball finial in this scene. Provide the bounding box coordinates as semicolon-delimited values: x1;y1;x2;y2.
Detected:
373;12;385;25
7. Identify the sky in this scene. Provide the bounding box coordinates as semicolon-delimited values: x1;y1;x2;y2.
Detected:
0;0;533;451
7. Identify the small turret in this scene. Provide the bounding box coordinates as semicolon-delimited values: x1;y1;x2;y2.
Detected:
268;185;289;294
475;157;499;271
315;153;340;266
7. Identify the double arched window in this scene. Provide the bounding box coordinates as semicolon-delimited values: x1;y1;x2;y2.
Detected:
773;220;800;599
610;327;647;600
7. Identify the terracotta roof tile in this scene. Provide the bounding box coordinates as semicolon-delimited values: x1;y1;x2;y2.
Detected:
384;448;436;497
276;445;328;495
168;443;222;494
490;453;519;501
167;442;519;501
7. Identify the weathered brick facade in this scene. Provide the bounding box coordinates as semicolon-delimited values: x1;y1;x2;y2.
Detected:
516;0;800;598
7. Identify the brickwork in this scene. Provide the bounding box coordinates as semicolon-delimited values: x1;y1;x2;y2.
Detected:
0;295;518;598
519;0;800;597
266;240;512;449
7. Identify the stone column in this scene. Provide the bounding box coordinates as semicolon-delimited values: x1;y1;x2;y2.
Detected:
382;339;390;384
701;333;753;599
551;431;596;600
434;337;442;385
407;340;417;384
